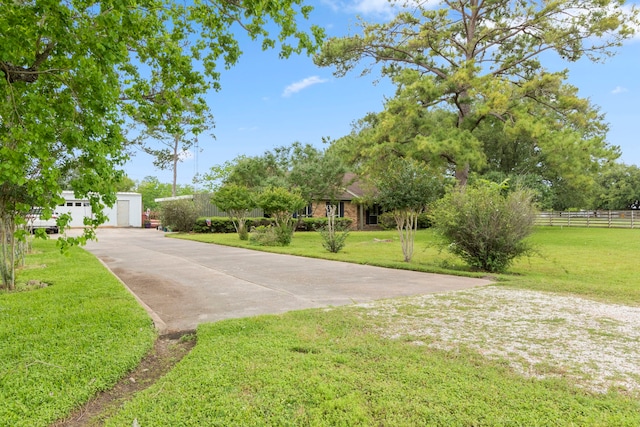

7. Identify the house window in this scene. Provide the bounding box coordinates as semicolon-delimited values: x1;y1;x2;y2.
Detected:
326;201;344;218
293;204;313;219
366;205;382;225
304;204;313;217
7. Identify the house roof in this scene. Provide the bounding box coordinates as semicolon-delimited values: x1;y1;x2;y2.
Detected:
336;173;368;201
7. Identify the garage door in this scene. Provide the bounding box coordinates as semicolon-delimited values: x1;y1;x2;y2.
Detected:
117;200;130;227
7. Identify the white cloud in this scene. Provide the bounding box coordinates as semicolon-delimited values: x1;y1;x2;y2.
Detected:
351;0;395;15
282;76;329;97
612;86;628;94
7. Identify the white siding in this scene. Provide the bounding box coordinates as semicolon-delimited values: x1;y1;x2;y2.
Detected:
60;191;142;228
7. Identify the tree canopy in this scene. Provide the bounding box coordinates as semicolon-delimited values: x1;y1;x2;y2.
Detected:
203;142;348;205
316;0;637;187
0;0;323;288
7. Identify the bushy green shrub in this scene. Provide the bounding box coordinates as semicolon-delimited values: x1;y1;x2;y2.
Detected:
378;212;431;230
319;224;350;253
193;217;274;234
430;184;536;273
160;200;199;232
249;225;281;246
257;187;306;246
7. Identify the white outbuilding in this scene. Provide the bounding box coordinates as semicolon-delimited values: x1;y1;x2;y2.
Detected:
59;191;143;228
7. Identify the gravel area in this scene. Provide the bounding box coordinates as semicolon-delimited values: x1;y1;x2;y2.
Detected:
357;287;640;395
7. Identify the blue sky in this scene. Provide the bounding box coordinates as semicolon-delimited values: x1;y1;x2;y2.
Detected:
124;0;640;187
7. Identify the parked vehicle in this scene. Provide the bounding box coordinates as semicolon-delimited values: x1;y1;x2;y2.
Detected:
26;208;60;234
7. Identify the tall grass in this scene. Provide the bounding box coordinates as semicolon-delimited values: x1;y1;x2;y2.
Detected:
0;239;156;426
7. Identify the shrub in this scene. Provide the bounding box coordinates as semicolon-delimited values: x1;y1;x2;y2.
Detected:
193;217;274;234
160;199;199;232
319;224;349;253
295;217;353;231
249;225;281;246
430;184;536;273
257;187;306;246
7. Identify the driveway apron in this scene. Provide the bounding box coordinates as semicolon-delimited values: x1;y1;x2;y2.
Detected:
83;228;492;335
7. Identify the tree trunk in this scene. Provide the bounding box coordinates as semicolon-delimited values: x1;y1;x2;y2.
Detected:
455;163;470;187
172;135;179;197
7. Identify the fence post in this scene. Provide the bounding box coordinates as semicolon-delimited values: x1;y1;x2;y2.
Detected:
608;210;612;228
632;210;635;229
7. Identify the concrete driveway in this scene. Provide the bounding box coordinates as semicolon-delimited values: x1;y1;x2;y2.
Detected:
83;228;492;335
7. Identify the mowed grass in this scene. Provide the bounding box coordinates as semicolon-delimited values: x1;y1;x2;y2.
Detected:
0;239;156;426
4;227;639;426
105;309;640;426
174;226;640;305
98;226;640;426
508;227;640;304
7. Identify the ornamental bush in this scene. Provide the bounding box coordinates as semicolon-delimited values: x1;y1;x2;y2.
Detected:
295;217;352;231
430;184;536;273
160;200;199;233
193;217;274;234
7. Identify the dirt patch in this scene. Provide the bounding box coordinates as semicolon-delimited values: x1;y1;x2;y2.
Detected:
358;287;640;395
52;333;196;426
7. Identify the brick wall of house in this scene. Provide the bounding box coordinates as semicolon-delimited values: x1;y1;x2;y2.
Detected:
309;202;361;230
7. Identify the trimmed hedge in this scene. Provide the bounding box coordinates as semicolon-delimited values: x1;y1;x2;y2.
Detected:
193;216;354;233
378;212;432;230
194;217;274;234
294;217;353;231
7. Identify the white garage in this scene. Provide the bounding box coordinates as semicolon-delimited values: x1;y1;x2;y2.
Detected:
59;191;143;228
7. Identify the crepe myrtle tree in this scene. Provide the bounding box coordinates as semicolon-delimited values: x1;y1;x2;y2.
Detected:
211;184;256;240
0;0;323;289
375;158;444;262
257;187;306;246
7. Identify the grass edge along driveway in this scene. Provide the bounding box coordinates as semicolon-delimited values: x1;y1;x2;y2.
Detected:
102;227;640;426
0;239;156;427
3;227;640;425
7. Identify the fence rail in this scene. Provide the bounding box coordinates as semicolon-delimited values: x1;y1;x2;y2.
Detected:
536;210;639;229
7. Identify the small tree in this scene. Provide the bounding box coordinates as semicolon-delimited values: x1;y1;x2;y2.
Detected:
159;199;198;233
257;187;305;246
430;182;536;273
320;204;349;253
211;184;256;240
376;158;443;262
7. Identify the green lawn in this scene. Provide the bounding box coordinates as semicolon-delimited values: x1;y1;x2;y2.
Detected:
0;239;156;426
4;227;640;426
106;310;640;426
102;227;640;426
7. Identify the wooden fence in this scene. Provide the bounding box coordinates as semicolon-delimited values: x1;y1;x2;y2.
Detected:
535;210;640;229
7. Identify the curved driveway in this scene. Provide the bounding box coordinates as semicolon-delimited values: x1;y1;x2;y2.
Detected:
83;228;492;335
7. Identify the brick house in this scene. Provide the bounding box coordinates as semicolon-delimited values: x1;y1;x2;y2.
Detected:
303;173;383;230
